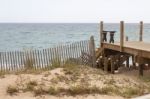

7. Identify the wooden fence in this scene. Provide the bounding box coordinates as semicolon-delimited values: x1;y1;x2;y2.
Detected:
0;36;96;72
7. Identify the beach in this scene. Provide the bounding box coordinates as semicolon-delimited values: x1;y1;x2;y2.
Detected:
0;65;150;99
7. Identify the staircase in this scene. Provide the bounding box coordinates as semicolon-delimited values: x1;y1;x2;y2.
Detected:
95;48;130;71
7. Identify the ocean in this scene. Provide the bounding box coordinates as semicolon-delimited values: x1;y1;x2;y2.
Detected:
0;23;150;51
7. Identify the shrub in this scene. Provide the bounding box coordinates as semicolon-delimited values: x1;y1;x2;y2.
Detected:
24;81;38;92
121;87;140;98
7;85;19;95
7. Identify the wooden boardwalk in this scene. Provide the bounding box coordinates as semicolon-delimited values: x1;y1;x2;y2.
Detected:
96;21;150;76
103;41;150;59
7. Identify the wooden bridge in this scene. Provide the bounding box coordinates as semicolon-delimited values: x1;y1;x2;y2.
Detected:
96;21;150;76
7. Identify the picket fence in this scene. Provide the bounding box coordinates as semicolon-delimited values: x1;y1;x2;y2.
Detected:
0;36;96;72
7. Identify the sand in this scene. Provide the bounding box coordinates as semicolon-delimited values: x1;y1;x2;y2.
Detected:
0;66;150;99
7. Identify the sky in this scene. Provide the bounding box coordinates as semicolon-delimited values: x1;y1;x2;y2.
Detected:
0;0;150;23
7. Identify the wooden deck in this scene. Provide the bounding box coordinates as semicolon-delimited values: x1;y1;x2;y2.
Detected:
103;41;150;59
97;21;150;76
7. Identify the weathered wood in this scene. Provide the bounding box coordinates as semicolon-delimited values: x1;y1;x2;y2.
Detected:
90;36;96;67
2;52;5;71
80;41;84;65
37;50;41;69
12;51;16;71
57;46;61;66
60;45;63;66
110;56;115;74
100;21;104;47
14;51;18;70
34;50;38;69
137;56;144;76
7;52;10;71
19;52;23;69
4;52;8;71
49;48;52;67
31;50;36;69
98;56;103;68
74;42;78;58
139;21;143;42
15;51;19;71
120;21;124;52
44;49;48;69
3;52;5;71
45;49;49;68
21;52;24;69
30;50;36;70
0;40;91;72
126;56;130;68
104;57;108;72
103;42;150;59
40;50;44;69
126;36;128;41
0;52;2;71
17;51;21;70
48;48;52;68
139;64;143;76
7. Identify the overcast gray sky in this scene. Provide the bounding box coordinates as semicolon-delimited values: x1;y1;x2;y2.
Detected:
0;0;150;23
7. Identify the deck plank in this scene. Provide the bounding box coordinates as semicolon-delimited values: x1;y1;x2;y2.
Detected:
102;41;150;58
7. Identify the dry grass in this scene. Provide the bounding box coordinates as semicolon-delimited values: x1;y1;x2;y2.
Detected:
31;85;120;96
23;80;38;92
120;87;141;98
68;85;101;95
33;86;48;96
7;85;19;95
0;71;5;78
5;64;150;98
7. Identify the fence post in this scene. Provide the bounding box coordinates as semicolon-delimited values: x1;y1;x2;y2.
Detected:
90;36;96;67
100;21;103;47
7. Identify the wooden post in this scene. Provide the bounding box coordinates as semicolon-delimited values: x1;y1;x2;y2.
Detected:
139;21;143;42
90;36;96;67
104;57;108;72
110;56;115;74
100;21;103;47
126;36;128;41
139;63;143;76
120;21;124;52
126;56;129;68
99;56;103;68
132;55;136;69
137;56;143;76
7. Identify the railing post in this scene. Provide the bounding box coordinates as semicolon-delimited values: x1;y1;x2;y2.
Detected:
139;21;143;42
120;21;124;52
100;21;103;47
90;36;96;67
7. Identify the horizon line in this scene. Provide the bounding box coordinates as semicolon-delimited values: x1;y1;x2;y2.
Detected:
0;22;150;24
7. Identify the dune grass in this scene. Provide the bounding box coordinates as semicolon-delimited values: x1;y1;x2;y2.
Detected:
7;85;19;95
5;61;150;98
